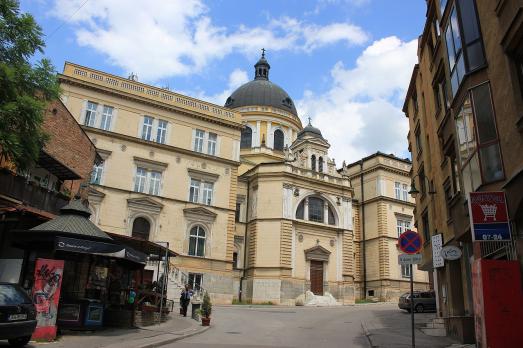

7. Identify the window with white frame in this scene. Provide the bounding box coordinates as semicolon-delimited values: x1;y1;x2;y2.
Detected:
84;101;98;127
401;264;411;278
134;167;163;196
395;182;401;200
90;161;104;185
100;105;114;130
156;120;168;144
207;133;217;155
194;129;205;152
188;273;203;290
396;218;411;237
395;182;409;201
188;226;206;257
141;116;154;141
402;183;409;201
189;179;214;206
189;179;200;203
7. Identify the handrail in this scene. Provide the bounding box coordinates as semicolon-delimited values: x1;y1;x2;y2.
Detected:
168;261;206;300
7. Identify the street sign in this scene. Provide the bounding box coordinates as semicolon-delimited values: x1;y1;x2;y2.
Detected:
398;253;422;265
441;245;462;260
432;234;444;268
399;230;422;254
468;192;511;241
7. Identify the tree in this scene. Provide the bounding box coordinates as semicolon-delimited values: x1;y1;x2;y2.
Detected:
0;0;59;170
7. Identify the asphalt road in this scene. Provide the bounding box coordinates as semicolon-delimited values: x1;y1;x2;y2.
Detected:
168;304;379;348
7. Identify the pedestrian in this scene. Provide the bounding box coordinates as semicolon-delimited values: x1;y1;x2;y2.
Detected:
180;284;193;317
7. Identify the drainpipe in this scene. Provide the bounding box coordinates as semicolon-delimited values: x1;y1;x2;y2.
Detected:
360;160;367;298
239;179;250;302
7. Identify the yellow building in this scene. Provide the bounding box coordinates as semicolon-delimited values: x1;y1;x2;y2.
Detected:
58;53;427;304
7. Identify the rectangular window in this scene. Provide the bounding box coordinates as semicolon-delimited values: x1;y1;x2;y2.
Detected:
401;264;412;278
149;171;161;196
90;161;104;185
455;84;504;195
142;116;153;141
134;167;147;193
415;129;422;156
207;133;217;155
402;183;409;201
84;101;98;127
100;105;113;131
188;273;202;291
189;179;200;203
202;182;214;206
396;218;411;237
194;129;205;152
422;212;430;243
395;182;401;200
235;203;241;222
156;120;168;144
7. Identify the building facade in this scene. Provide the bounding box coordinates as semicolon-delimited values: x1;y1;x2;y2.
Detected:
343;152;429;301
405;0;523;343
58;53;428;305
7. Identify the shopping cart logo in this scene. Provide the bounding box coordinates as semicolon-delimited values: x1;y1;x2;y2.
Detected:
480;204;497;221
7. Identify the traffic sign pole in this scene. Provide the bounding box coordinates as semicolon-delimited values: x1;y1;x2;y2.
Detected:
410;264;415;348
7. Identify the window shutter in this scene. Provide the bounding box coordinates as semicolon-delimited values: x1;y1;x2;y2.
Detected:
80;100;88;125
111;108;118;132
191;129;196;151
216;135;221;157
138;116;144;138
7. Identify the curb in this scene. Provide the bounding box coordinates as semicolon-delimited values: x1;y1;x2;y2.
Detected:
137;325;211;348
361;322;378;348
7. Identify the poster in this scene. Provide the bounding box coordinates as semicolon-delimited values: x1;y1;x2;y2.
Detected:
32;258;64;341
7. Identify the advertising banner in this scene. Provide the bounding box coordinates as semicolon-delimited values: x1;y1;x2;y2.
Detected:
468;192;511;241
32;258;64;341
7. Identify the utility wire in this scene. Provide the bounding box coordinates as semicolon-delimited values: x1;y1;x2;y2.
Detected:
47;0;90;38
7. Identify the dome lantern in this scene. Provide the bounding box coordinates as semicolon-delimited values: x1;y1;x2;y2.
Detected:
254;48;270;80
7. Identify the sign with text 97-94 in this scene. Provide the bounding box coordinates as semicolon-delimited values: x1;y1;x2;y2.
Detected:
398;253;422;265
468;192;511;241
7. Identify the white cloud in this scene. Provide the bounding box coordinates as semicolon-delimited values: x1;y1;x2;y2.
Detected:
49;0;368;81
297;36;417;164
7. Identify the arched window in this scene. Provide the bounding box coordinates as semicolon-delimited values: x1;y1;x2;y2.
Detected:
189;225;206;257
318;157;324;173
311;155;316;171
132;217;150;240
308;197;324;223
328;206;336;225
274;129;284;151
296;200;305;219
241;127;252;148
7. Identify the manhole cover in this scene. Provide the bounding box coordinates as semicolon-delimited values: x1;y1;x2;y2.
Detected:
226;332;242;334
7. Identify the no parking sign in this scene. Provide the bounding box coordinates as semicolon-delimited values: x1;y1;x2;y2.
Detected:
398;230;422;255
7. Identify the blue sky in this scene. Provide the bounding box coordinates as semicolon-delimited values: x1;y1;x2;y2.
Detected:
21;0;426;163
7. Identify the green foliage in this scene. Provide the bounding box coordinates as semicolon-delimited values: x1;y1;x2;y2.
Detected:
201;291;212;318
0;0;59;170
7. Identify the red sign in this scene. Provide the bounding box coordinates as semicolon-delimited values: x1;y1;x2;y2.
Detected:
32;259;64;341
468;192;511;241
398;230;422;254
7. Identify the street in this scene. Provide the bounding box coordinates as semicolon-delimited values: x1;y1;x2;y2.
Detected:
167;303;448;348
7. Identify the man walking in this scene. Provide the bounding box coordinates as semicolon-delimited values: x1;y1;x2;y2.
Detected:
180;284;193;317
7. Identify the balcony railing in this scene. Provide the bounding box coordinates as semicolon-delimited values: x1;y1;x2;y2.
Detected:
0;170;69;215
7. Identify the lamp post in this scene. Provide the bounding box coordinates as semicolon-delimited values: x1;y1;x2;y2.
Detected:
408;174;437;197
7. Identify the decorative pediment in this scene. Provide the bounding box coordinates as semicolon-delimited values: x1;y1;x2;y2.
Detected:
88;187;106;204
304;245;331;262
127;197;163;214
183;207;217;223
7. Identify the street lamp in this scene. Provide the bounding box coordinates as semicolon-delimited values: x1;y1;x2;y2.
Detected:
408;174;437;197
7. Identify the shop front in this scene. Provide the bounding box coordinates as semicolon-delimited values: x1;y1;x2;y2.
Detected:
11;199;174;340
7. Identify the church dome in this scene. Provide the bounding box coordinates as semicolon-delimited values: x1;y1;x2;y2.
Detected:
224;52;298;116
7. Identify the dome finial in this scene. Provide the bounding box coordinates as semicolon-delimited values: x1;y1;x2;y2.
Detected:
261;48;266;58
307;116;312;126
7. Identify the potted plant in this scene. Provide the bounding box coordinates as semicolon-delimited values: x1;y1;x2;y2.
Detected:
200;291;212;326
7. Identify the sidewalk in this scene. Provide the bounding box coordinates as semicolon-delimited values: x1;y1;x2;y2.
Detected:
34;315;209;348
362;311;460;348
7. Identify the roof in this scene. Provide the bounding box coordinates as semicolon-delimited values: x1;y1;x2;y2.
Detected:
28;199;112;241
297;120;324;139
344;151;412;169
224;53;298;116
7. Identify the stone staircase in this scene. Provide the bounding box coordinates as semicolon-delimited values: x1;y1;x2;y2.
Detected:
420;317;446;336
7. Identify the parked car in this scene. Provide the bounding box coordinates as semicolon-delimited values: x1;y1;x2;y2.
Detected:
0;283;37;347
398;291;436;313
